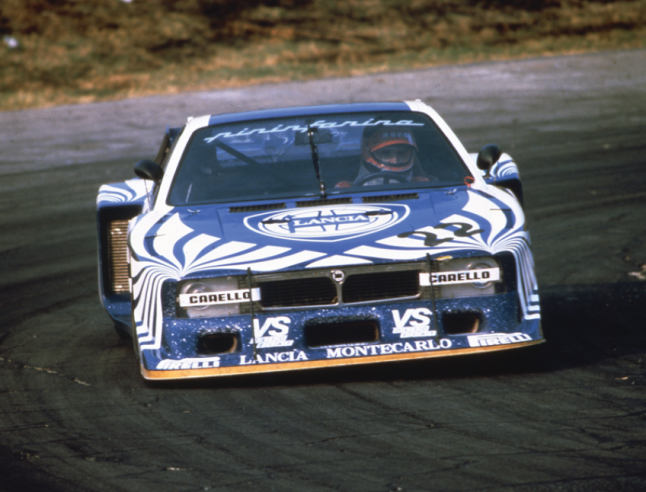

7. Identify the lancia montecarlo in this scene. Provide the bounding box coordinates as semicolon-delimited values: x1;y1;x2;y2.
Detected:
96;101;542;380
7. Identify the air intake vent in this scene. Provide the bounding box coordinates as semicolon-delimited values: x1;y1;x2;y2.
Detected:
296;198;352;207
342;270;419;303
259;277;337;307
362;193;419;203
198;334;239;354
108;219;130;294
229;203;285;213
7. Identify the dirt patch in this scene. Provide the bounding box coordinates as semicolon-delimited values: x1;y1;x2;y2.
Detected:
1;0;645;111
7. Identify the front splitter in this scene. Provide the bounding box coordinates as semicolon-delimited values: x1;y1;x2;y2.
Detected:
141;339;544;380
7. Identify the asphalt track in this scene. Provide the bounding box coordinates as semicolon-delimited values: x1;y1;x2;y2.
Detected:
1;49;646;492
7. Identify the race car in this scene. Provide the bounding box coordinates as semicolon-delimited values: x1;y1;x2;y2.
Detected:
96;101;542;380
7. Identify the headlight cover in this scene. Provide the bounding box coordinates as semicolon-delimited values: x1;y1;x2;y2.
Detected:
177;276;259;318
420;256;501;299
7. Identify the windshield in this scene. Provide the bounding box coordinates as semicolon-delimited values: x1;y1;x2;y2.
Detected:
168;111;471;205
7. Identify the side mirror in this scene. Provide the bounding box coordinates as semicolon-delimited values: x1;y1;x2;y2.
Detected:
476;144;502;173
134;159;163;183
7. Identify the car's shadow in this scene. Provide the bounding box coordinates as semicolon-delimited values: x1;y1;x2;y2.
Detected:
149;281;646;390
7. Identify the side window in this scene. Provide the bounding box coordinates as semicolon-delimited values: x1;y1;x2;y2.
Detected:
152;127;185;204
154;127;184;170
154;133;171;167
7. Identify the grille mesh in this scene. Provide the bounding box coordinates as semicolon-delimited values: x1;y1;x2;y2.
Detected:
362;193;418;203
296;198;352;207
229;203;285;213
342;270;419;303
108;220;130;294
259;277;337;307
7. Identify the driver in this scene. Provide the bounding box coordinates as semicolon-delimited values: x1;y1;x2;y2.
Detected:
336;128;429;187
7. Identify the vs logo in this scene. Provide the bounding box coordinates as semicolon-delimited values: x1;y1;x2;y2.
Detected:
391;308;436;338
253;316;295;348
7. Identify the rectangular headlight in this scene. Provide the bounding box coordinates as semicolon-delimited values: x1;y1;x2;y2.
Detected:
419;257;502;299
177;276;259;318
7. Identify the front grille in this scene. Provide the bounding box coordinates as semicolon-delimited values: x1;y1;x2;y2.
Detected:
175;256;504;314
259;277;337;308
108;219;130;294
254;265;424;309
342;270;420;303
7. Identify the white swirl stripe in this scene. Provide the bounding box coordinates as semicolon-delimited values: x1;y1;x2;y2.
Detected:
129;186;539;359
97;179;148;205
342;189;539;321
129;212;329;352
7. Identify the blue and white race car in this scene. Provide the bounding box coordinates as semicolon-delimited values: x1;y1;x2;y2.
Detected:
97;101;542;380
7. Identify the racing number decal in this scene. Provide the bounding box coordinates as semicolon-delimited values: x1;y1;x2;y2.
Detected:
439;222;484;237
397;222;483;247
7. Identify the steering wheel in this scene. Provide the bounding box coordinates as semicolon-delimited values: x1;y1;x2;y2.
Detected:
353;172;409;186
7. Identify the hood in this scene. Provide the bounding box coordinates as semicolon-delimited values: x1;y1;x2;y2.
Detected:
130;186;524;277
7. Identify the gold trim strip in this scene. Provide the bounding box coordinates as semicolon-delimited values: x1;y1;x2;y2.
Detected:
141;339;544;380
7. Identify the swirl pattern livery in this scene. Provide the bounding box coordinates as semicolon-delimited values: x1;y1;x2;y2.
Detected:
96;101;543;380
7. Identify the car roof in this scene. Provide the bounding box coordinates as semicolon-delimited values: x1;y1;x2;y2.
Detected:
206;102;411;126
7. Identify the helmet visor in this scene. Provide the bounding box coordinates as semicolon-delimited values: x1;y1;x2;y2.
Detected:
371;144;414;168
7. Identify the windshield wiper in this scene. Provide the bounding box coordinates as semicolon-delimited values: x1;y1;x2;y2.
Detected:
306;125;326;198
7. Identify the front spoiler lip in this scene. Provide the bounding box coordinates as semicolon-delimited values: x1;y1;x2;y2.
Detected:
141;338;544;380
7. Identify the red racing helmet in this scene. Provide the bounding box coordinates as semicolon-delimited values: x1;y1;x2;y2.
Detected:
361;129;417;172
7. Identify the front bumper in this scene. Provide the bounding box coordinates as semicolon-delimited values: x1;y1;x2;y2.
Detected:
138;293;543;380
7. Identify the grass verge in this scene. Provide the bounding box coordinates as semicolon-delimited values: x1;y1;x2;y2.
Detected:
1;0;645;111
